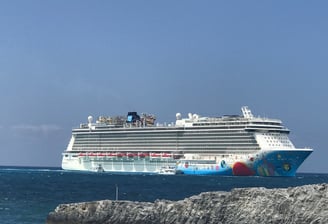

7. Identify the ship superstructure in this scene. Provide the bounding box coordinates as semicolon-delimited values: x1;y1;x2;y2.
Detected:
62;107;312;176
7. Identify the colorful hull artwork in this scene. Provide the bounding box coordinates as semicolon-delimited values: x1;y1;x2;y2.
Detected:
176;149;312;176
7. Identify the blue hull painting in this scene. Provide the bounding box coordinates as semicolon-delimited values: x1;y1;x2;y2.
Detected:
176;149;312;176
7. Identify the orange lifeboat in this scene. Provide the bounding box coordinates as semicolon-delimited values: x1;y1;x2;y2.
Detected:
117;153;123;157
162;153;171;158
107;152;116;157
117;152;127;157
139;152;150;158
127;153;135;158
151;153;161;157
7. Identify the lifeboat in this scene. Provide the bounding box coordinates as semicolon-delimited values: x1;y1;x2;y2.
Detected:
162;153;171;158
117;153;127;157
139;153;149;158
151;153;161;157
107;153;117;157
117;153;123;157
127;153;136;158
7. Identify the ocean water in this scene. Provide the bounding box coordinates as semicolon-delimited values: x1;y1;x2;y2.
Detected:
0;167;327;224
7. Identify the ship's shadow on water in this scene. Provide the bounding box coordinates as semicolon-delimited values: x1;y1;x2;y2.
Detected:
0;167;327;224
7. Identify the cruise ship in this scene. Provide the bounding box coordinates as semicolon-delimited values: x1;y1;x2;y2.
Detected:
61;107;312;176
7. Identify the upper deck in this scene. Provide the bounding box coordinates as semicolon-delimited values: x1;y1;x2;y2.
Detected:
76;106;289;134
68;107;295;153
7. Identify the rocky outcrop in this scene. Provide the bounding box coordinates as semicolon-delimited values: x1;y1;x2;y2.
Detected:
47;184;328;224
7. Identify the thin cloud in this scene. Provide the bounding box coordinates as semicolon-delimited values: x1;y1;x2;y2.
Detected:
10;124;62;134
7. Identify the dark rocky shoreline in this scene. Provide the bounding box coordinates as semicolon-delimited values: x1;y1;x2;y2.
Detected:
47;184;328;224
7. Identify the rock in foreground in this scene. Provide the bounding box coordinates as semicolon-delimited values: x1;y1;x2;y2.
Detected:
47;184;328;224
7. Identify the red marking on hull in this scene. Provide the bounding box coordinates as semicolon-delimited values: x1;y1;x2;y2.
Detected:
232;162;255;176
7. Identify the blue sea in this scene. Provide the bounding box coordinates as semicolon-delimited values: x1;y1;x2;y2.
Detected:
0;167;327;224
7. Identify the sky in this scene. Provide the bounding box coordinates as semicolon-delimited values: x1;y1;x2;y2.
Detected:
0;1;327;173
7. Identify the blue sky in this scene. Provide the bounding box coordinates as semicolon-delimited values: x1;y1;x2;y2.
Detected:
0;1;327;173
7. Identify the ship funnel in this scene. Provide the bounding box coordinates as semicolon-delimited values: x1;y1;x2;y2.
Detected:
241;106;254;119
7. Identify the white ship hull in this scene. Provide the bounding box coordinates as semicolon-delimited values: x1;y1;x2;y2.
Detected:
62;155;176;174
